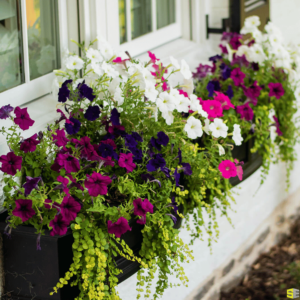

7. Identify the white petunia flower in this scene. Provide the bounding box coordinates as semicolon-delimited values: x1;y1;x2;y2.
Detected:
218;144;225;156
175;94;190;113
102;62;119;78
184;116;203;139
142;68;156;86
232;124;243;146
162;110;174;125
226;44;235;62
108;77;121;95
114;87;124;106
86;48;103;63
99;41;114;60
249;44;266;64
145;83;158;102
91;61;104;76
65;55;84;70
156;92;176;113
169;56;180;69
182;78;194;96
203;118;210;135
190;94;208;118
169;87;180;101
209;118;228;138
180;59;192;79
244;16;261;29
236;45;253;61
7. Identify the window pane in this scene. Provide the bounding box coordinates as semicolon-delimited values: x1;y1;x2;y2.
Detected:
131;0;152;40
156;0;175;30
119;0;127;44
26;0;60;80
0;0;24;93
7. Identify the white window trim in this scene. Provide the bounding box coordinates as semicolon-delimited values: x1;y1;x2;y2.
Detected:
0;0;70;107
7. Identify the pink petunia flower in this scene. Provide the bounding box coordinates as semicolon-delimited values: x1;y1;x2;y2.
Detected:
0;152;22;176
214;92;235;110
118;153;136;173
218;160;237;179
84;172;112;197
273;116;283;136
20;134;40;153
14;107;35;130
148;51;160;64
230;68;246;86
243;81;262;105
234;159;244;181
59;195;81;223
56;153;80;173
268;83;285;99
12;199;36;222
52;129;69;147
107;217;131;238
133;198;154;225
236;103;254;121
201;100;223;120
50;214;69;236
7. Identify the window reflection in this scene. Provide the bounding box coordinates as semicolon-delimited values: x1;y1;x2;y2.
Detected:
157;0;175;30
26;0;60;80
0;0;24;93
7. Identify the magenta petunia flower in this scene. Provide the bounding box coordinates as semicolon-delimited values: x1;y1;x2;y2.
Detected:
133;198;154;225
118;153;136;173
273;116;283;136
59;195;81;223
229;36;242;50
0;152;22;176
14;107;35;130
107;217;131;238
148;51;159;64
243;81;262;105
219;44;228;54
57;153;80;173
50;214;69;236
268;83;285;99
56;175;70;194
218;160;237;179
214;92;235;110
12;199;36;222
84;172;112;197
230;68;246;86
52;129;69;147
201;100;223;120
20;134;40;153
236;103;254;121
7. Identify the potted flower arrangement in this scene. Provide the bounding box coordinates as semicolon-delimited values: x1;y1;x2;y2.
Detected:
0;17;299;299
193;16;300;188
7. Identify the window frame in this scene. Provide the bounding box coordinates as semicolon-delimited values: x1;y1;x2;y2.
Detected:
0;0;70;107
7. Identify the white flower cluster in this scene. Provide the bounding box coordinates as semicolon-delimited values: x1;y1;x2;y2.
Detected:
54;38;243;152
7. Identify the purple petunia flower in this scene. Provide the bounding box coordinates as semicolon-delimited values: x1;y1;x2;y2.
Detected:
50;214;69;236
20;134;40;153
171;196;178;214
84;105;101;121
84;172;112;197
268;83;285;99
0;105;13;119
209;54;222;63
58;79;73;103
77;81;95;101
207;80;221;98
236;103;254;121
220;63;231;80
107;217;131;238
52;129;69;147
12;199;36;222
111;108;120;126
141;173;155;182
174;168;180;186
23;176;41;197
125;134;138;148
133;198;154;225
230;68;246;86
0;152;22;176
131;132;143;142
181;163;192;175
243;81;262;105
192;64;212;80
59;195;81;223
157;131;169;146
150;137;161;151
161;167;171;178
273;116;283;136
147;154;166;172
65;117;81;135
175;148;182;164
252;62;259;71
98;143;118;160
231;54;249;67
14;107;35;131
129;147;143;163
226;85;234;99
57;153;80;173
